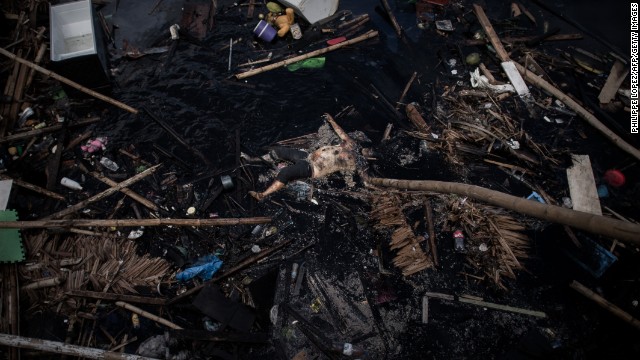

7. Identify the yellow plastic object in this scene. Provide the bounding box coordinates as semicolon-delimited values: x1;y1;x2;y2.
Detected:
266;2;283;13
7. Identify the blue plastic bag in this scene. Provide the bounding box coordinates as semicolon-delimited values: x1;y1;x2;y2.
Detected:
176;255;223;282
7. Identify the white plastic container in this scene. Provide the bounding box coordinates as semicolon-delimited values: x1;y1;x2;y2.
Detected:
50;0;97;62
61;177;83;190
49;0;110;93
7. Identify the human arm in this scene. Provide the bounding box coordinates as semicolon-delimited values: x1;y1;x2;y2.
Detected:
324;113;355;146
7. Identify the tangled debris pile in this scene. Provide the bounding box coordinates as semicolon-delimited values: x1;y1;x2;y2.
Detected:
1;0;640;359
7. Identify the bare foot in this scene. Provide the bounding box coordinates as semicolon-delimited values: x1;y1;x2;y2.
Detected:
248;191;264;201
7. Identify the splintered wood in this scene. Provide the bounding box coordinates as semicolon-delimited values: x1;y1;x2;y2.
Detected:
444;198;529;290
370;194;433;276
19;231;173;314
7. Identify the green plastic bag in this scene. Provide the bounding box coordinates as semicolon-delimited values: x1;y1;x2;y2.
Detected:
286;57;326;72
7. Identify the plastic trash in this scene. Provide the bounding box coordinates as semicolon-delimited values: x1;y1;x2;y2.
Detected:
470;68;515;93
603;169;625;187
453;229;465;252
175;254;223;282
526;191;546;203
60;177;83;190
128;228;144;239
597;184;609;198
290;263;299;284
99;157;119;171
286;57;326;71
81;137;107;154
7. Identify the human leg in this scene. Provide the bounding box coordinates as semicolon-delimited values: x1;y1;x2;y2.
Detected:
249;160;312;201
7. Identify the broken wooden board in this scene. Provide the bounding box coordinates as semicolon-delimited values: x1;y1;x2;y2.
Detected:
566;155;602;215
598;60;629;104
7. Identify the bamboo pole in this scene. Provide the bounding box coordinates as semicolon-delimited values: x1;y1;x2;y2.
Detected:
0;216;271;229
424;199;438;266
396;71;417;110
236;30;378;79
0;48;138;114
458;297;547;318
21;276;64;291
87;171;159;212
0;174;65;201
167;238;294;304
67;290;166;305
380;0;403;37
0;117;101;144
0;333;157;360
43;164;162;220
570;281;640;330
115;301;182;329
369;178;640;244
514;60;640;161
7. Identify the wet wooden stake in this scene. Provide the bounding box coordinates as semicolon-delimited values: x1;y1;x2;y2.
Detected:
0;48;138;114
570;281;640;330
67;290;166;305
369;177;640;244
424;199;438;266
396;71;417;110
85;170;159;212
0;333;157;360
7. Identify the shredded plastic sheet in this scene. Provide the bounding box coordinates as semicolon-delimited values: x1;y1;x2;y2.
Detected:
469;67;515;94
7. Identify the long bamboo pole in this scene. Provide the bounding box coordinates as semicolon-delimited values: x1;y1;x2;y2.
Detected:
236;30;378;79
369;178;640;244
570;281;640;330
43;164;162;220
0;48;138;114
0;333;157;360
514;61;640;161
0;216;271;229
115;301;182;330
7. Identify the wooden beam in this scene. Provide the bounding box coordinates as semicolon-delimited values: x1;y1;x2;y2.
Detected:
115;301;182;329
566;155;602;215
598;60;629;104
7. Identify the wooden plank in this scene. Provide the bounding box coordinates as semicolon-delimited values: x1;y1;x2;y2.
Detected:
598;60;629;104
422;296;429;323
458;297;547;318
566;154;602;215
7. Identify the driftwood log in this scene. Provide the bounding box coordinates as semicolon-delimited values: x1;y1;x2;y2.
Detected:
369;178;640;244
570;280;640;330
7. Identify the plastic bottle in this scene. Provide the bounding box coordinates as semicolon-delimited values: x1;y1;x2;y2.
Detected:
100;157;119;171
60;177;83;190
453;229;465;252
330;342;365;357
